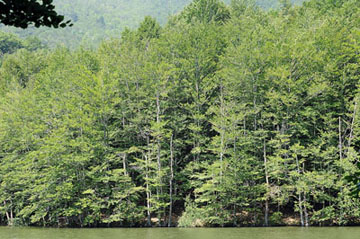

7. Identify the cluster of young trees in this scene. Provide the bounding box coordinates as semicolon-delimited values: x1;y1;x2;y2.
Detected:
0;31;43;57
1;0;360;227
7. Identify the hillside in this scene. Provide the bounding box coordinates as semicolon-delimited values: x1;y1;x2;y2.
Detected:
0;0;305;48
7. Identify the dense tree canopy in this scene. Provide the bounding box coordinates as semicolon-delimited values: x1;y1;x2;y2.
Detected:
0;0;360;228
0;31;43;56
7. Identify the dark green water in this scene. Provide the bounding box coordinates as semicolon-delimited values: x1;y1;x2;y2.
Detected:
1;227;360;239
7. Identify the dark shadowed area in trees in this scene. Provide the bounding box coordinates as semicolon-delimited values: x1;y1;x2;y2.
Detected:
0;0;71;28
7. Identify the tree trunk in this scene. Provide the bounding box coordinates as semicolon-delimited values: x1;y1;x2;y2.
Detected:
145;153;151;227
122;153;127;176
298;193;304;227
348;100;357;148
10;207;13;226
3;201;12;226
303;193;309;227
339;116;343;160
219;83;225;178
264;140;270;227
302;162;309;227
168;134;174;227
295;154;304;227
156;91;163;226
195;79;201;162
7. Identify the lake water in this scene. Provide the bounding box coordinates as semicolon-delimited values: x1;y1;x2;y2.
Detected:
1;227;360;239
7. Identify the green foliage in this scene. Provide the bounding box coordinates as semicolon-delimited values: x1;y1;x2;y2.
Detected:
269;212;283;225
0;0;360;228
178;197;206;227
0;31;44;57
181;0;231;24
137;16;162;40
0;32;22;55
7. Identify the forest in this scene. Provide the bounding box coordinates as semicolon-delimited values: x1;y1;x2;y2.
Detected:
0;0;305;48
1;0;360;228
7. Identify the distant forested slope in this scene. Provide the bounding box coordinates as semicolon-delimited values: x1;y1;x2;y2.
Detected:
0;0;305;48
